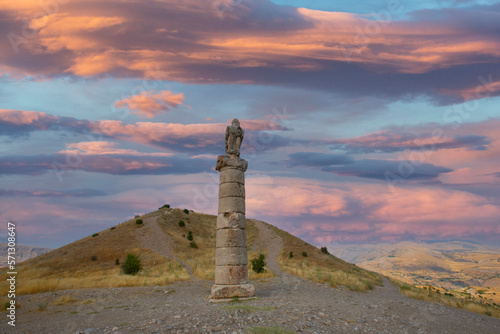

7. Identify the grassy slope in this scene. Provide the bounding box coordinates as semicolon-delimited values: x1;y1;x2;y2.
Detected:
267;223;382;291
0;208;378;297
0;210;190;296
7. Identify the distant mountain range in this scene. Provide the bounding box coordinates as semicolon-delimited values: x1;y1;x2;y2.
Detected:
333;240;500;304
0;243;52;267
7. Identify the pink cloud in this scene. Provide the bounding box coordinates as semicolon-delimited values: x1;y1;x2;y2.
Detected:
115;90;185;118
0;109;57;127
2;1;500;102
59;141;174;156
245;177;500;243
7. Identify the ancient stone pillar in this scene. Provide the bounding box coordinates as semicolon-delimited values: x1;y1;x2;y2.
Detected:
211;119;255;300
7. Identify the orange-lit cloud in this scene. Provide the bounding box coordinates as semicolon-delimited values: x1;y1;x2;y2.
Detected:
2;1;500;103
59;141;174;156
115;90;185;118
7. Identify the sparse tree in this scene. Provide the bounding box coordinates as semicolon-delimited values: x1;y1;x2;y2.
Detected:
251;253;266;273
122;254;141;275
320;246;330;255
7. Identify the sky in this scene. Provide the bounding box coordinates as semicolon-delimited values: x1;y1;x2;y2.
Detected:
1;0;499;249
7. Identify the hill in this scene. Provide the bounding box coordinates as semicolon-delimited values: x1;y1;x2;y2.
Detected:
0;208;380;296
333;241;500;305
0;242;52;267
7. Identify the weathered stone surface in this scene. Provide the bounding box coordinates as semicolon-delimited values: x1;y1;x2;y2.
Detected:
216;229;246;248
217;212;246;230
215;247;248;266
216;155;248;172
211;119;254;300
211;283;255;299
218;196;245;214
215;265;248;285
219;168;244;185
219;182;245;199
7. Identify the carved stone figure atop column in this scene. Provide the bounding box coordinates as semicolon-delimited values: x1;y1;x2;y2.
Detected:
225;118;244;156
211;118;254;301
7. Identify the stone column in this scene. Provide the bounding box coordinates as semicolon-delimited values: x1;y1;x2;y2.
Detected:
211;121;255;300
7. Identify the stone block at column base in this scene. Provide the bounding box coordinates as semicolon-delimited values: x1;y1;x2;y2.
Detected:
210;283;255;300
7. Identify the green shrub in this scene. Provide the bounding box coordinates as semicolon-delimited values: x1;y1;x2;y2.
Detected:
251;253;266;273
135;219;143;225
115;259;120;265
134;215;140;218
178;220;185;227
121;254;142;275
187;231;193;241
183;209;189;214
189;241;198;249
320;247;330;254
301;251;308;257
90;255;97;261
159;204;170;210
92;233;99;237
289;251;294;259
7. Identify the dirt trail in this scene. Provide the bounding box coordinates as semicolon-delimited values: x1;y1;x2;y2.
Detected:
133;213;196;279
250;219;283;276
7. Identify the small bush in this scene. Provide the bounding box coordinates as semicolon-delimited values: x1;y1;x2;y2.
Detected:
320;247;330;255
110;226;116;230
136;219;143;225
160;204;170;210
187;231;193;241
92;233;99;237
134;215;140;218
289;251;294;259
115;259;120;265
90;255;97;261
189;241;198;249
251;253;266;273
178;220;185;227
301;251;308;257
121;254;142;275
183;209;189;214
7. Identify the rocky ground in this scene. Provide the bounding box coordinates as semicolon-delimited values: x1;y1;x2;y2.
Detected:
5;221;500;334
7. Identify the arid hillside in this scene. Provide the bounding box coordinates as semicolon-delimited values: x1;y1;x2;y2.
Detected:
0;207;380;297
334;241;500;305
0;242;52;267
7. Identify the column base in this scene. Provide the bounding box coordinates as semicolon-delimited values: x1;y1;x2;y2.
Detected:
210;283;255;300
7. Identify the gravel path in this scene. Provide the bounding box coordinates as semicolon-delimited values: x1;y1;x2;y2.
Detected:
133;213;196;279
250;219;283;276
8;221;500;334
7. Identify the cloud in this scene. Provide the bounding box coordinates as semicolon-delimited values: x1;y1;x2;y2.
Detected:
60;141;174;156
329;131;491;154
1;1;500;103
0;109;91;137
115;90;185;118
0;153;213;176
0;189;105;197
245;177;500;244
0;109;288;153
284;151;453;181
324;159;453;180
284;152;354;167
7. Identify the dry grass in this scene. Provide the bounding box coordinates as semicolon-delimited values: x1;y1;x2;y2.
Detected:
268;224;381;291
158;209;274;280
0;211;190;295
391;278;500;319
